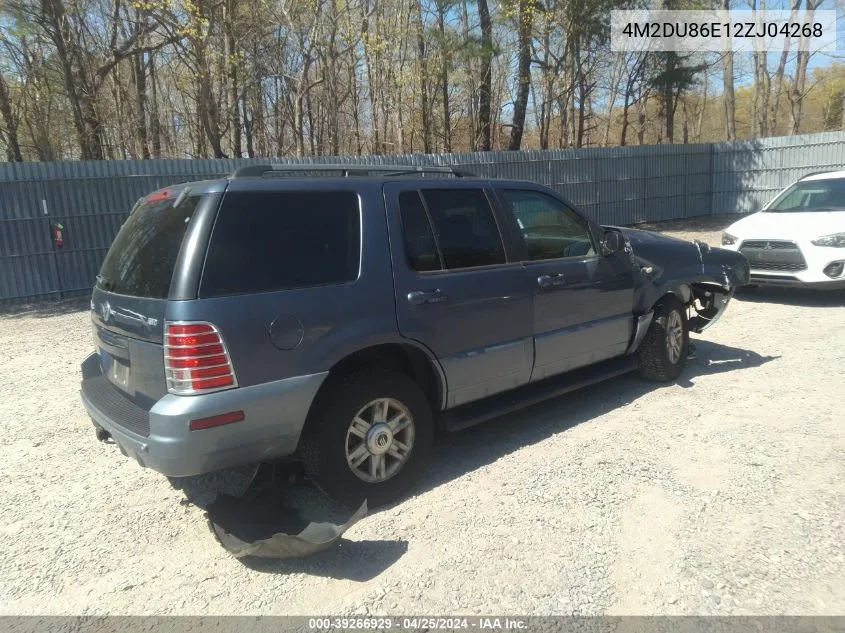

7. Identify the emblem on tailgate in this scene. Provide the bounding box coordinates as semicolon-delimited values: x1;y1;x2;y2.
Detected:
100;301;112;323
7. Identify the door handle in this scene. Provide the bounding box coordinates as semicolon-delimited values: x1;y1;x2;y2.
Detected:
407;289;447;306
537;273;566;288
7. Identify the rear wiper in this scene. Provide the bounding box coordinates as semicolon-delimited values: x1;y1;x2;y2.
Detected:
95;274;115;291
172;187;191;209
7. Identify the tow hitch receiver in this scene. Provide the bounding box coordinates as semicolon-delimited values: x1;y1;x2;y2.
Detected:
93;424;112;443
205;462;368;559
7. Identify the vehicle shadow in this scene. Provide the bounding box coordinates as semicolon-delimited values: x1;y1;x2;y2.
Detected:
237;538;409;580
174;465;409;580
676;339;780;389
171;339;775;578
735;286;845;308
413;339;777;498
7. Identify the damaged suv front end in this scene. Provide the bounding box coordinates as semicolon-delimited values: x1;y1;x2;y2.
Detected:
615;227;750;335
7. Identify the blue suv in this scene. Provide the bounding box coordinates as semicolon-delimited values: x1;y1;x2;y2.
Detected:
80;164;749;506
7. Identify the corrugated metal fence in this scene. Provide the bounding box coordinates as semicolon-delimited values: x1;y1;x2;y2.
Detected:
1;131;844;303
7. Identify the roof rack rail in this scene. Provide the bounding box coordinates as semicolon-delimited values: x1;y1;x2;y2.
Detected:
229;163;477;179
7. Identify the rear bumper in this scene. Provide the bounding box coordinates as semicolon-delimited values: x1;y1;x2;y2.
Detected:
79;352;326;477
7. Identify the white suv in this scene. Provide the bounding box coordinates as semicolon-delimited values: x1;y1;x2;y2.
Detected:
721;171;845;290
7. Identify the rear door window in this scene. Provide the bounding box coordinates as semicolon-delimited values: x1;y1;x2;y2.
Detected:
418;189;506;270
398;191;443;272
96;191;201;298
200;190;360;297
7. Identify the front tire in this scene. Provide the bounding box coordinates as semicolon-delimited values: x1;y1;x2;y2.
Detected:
636;297;689;382
299;370;434;508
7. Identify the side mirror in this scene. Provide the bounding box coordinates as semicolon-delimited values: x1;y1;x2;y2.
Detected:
601;230;626;256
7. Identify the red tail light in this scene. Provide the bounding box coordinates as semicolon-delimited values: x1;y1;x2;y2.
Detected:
164;322;238;395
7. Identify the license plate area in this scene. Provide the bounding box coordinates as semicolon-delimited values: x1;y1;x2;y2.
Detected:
111;359;130;387
100;349;131;391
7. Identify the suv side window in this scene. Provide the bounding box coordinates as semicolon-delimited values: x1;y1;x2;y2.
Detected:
418;189;506;270
398;191;443;272
499;189;595;261
200;190;360;297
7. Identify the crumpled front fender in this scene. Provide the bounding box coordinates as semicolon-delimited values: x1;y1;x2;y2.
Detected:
613;227;749;334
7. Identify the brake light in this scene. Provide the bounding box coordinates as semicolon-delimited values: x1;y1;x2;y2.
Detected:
164;322;238;395
146;189;171;203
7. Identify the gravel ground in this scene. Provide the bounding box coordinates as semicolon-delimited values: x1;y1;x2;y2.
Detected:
1;219;844;616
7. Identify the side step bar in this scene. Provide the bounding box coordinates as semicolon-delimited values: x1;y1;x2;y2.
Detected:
437;356;638;432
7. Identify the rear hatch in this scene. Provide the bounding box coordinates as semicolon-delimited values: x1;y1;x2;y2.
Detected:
91;186;210;407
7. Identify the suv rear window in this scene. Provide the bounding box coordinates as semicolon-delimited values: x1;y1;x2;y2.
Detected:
96;191;201;298
200;190;360;297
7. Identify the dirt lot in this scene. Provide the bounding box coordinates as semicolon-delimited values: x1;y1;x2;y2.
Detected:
1;218;844;616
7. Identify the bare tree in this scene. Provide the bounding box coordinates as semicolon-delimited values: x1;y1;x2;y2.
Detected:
508;0;534;150
0;67;24;161
788;0;823;135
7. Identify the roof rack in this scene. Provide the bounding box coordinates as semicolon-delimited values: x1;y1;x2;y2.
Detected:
229;163;477;179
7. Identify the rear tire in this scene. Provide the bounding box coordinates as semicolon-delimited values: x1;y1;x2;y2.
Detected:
636;296;689;382
299;370;433;508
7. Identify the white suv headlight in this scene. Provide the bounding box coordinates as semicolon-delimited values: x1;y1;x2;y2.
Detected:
811;233;845;248
721;232;738;246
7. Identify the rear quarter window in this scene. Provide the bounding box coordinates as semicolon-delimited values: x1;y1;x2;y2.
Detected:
200;190;361;297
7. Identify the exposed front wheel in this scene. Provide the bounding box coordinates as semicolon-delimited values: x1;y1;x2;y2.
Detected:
636;297;689;382
299;371;433;508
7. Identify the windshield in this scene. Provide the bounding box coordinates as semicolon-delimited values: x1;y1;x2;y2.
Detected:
767;179;845;213
96;189;201;298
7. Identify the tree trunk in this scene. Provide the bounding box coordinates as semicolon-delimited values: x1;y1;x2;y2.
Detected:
841;88;845;130
721;52;736;141
294;91;306;157
767;0;799;134
224;2;242;157
437;3;451;153
637;99;646;145
148;55;162;157
508;0;533;151
789;50;809;135
575;49;586;148
789;0;818;135
0;70;24;162
719;0;736;140
195;36;226;159
620;96;630;147
663;52;676;143
349;44;363;155
362;2;379;154
243;92;255;157
477;0;493;151
695;75;707;141
132;52;151;159
414;0;432;153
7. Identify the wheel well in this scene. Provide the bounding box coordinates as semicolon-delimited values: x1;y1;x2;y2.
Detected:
657;285;692;309
306;344;443;423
